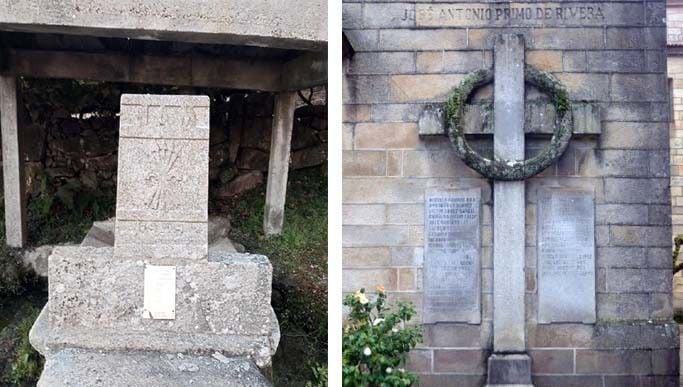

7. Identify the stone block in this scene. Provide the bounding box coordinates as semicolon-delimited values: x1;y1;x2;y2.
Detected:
423;323;482;348
371;104;423;122
343;30;379;52
526;50;562;72
362;3;415;28
531;28;604;49
597;293;650;320
34;348;270;387
606;268;671;292
652;349;680;375
596;204;649;225
42;246;277;367
115;95;210;261
342;247;391;267
597;247;647;267
586;50;645;72
342;104;370;123
342;150;387;176
342;204;386;225
611;74;668;102
417;51;485;73
433;350;486;374
406;349;432;373
378;29;467;51
387;150;402;176
602;122;668;149
354;122;419;149
534;375;603;387
563;51;587;72
390;74;465;103
555;73;609;101
605;178;669;204
342;225;422;247
529;349;573;374
342;268;398;292
343;75;390;104
348;52;415;75
610;226;671;247
575;349;651;374
486;353;532;385
417;104;445;136
386;204;423;225
342;3;361;29
418;374;485;387
605;27;666;49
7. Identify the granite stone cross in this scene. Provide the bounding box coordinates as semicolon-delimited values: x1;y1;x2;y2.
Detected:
487;34;532;386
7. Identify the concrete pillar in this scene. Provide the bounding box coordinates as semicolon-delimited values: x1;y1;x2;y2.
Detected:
263;91;297;235
0;75;26;247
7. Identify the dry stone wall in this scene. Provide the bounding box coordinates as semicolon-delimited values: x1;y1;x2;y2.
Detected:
343;1;676;385
1;82;327;207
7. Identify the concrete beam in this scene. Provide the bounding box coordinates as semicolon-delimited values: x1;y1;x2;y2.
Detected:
8;49;283;92
263;91;297;236
0;0;326;51
0;75;27;247
280;52;327;91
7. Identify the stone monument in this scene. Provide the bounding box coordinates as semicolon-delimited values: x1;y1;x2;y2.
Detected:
343;1;678;384
30;94;279;386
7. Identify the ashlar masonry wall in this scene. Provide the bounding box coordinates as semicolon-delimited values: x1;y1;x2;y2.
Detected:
343;1;678;386
669;5;683;237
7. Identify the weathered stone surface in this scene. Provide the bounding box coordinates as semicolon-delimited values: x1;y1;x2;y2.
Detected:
41;246;277;367
216;171;264;198
115;94;210;260
36;348;270;387
1;75;27;247
0;0;326;50
416;3;645;28
538;188;596;323
486;353;533;386
492;34;526;353
423;188;481;324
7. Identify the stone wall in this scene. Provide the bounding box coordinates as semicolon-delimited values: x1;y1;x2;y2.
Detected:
669;6;683;237
343;1;676;385
8;81;327;206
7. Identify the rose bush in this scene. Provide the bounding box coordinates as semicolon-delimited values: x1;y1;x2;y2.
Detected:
342;286;422;386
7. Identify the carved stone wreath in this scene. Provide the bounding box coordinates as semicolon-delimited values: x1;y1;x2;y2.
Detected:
445;66;573;181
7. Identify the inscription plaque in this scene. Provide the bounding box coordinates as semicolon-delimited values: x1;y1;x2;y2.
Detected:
143;264;176;320
538;188;596;323
423;188;481;324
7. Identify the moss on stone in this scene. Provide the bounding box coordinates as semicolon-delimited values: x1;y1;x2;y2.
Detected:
444;66;573;181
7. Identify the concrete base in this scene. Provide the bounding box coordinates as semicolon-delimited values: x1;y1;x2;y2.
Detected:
485;353;534;387
36;347;271;387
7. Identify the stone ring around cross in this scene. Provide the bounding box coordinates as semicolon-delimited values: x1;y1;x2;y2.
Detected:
445;66;573;181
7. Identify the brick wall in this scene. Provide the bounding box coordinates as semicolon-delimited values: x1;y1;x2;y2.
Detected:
343;1;677;385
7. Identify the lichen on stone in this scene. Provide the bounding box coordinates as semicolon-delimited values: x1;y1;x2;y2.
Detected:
445;65;573;181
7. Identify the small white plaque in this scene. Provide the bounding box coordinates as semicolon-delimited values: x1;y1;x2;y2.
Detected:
143;265;176;320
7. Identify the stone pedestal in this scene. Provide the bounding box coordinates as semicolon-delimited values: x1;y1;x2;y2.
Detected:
35;348;271;387
485;354;533;387
30;94;279;385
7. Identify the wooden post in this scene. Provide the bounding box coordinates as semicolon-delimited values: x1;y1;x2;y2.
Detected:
0;75;26;247
263;91;297;236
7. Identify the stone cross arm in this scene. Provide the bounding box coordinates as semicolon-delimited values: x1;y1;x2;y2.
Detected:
418;100;601;137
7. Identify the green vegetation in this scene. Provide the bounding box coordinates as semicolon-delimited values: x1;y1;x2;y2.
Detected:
1;306;44;386
342;288;422;387
228;168;327;386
